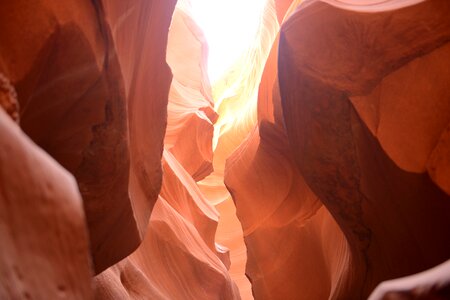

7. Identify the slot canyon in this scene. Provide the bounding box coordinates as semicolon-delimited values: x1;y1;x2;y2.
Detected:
1;0;450;299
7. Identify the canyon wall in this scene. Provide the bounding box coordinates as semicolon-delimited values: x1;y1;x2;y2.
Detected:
0;0;138;274
1;0;239;299
226;0;450;299
1;0;450;299
95;1;240;299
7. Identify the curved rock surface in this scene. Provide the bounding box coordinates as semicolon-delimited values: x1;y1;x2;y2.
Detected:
224;1;346;299
165;3;217;181
0;108;92;299
0;0;140;273
225;123;351;300
95;151;240;300
0;0;178;274
1;0;450;299
226;0;450;299
102;0;177;237
369;259;450;300
94;2;240;299
278;0;450;297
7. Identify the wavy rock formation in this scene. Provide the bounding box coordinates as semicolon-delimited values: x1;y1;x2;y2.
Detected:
278;0;450;298
198;2;284;298
165;2;217;181
95;151;240;300
0;0;139;273
226;0;450;299
2;0;450;299
225;2;351;299
0;108;92;299
0;0;178;274
94;2;240;299
226;124;350;300
102;0;177;237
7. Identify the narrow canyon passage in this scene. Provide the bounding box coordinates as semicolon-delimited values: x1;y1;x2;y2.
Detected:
164;0;272;298
1;1;450;300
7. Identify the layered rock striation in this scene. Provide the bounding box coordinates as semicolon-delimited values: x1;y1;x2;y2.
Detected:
1;0;450;299
226;0;450;299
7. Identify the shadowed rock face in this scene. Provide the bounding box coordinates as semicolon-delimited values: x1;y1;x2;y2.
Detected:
224;1;346;299
278;0;450;298
0;0;177;275
94;152;240;300
94;2;240;299
0;0;139;274
0;108;93;299
225;122;351;300
1;0;450;299
102;0;177;238
369;259;450;300
226;0;450;299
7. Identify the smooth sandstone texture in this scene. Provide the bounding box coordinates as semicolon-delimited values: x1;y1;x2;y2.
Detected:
225;124;351;300
199;2;284;298
369;260;450;300
0;108;93;299
0;0;138;274
0;0;179;274
224;1;347;299
226;0;450;299
279;0;450;297
1;0;450;298
94;2;240;298
94;152;240;300
166;4;217;182
102;0;177;236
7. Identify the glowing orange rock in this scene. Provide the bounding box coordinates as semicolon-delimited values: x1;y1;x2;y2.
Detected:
225;124;350;299
94;3;239;298
226;0;450;299
102;0;177;238
0;0;139;273
279;0;450;297
95;151;240;300
224;1;345;299
165;4;217;181
2;0;450;298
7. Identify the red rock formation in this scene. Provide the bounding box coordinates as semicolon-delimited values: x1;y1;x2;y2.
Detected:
2;0;450;299
0;73;19;123
278;0;450;297
0;108;92;299
226;0;450;299
224;1;346;299
0;0;178;274
0;0;139;273
94;2;239;299
369;259;450;300
102;0;177;236
165;3;217;181
226;124;351;300
94;151;240;300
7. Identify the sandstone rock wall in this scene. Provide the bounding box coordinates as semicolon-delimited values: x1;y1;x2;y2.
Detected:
226;0;450;299
1;0;449;299
94;1;240;299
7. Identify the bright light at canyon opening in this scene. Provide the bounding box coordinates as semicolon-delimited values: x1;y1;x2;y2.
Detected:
191;0;268;83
